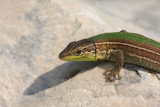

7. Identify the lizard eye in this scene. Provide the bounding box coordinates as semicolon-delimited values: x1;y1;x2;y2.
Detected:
75;50;82;55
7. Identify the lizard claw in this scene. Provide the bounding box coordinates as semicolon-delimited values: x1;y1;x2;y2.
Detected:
105;69;121;82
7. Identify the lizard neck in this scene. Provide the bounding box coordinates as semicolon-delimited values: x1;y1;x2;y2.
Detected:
95;42;109;60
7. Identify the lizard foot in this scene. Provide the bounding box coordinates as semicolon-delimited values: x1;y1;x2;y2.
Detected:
105;69;121;82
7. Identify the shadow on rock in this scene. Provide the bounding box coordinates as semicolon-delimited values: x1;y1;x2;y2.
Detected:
23;61;104;95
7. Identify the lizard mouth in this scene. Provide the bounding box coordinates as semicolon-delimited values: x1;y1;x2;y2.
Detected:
59;50;74;61
59;52;81;61
59;51;63;59
59;51;67;60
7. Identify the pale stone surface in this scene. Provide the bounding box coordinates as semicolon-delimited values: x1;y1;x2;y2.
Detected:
0;0;160;107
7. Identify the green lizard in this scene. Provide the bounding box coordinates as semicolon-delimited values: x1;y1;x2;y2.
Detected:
59;30;160;81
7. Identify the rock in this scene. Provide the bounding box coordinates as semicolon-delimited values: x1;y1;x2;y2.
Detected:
0;0;160;107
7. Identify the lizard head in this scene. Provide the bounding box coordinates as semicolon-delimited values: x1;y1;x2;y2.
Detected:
59;39;97;61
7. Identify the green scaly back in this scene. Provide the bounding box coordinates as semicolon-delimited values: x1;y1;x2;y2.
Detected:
89;32;160;48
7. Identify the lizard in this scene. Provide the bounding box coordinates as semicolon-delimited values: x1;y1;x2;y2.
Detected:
59;30;160;81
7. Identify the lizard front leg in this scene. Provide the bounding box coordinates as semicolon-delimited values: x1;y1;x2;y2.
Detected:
105;49;124;82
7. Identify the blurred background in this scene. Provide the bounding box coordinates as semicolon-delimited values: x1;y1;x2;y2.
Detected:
84;0;160;36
